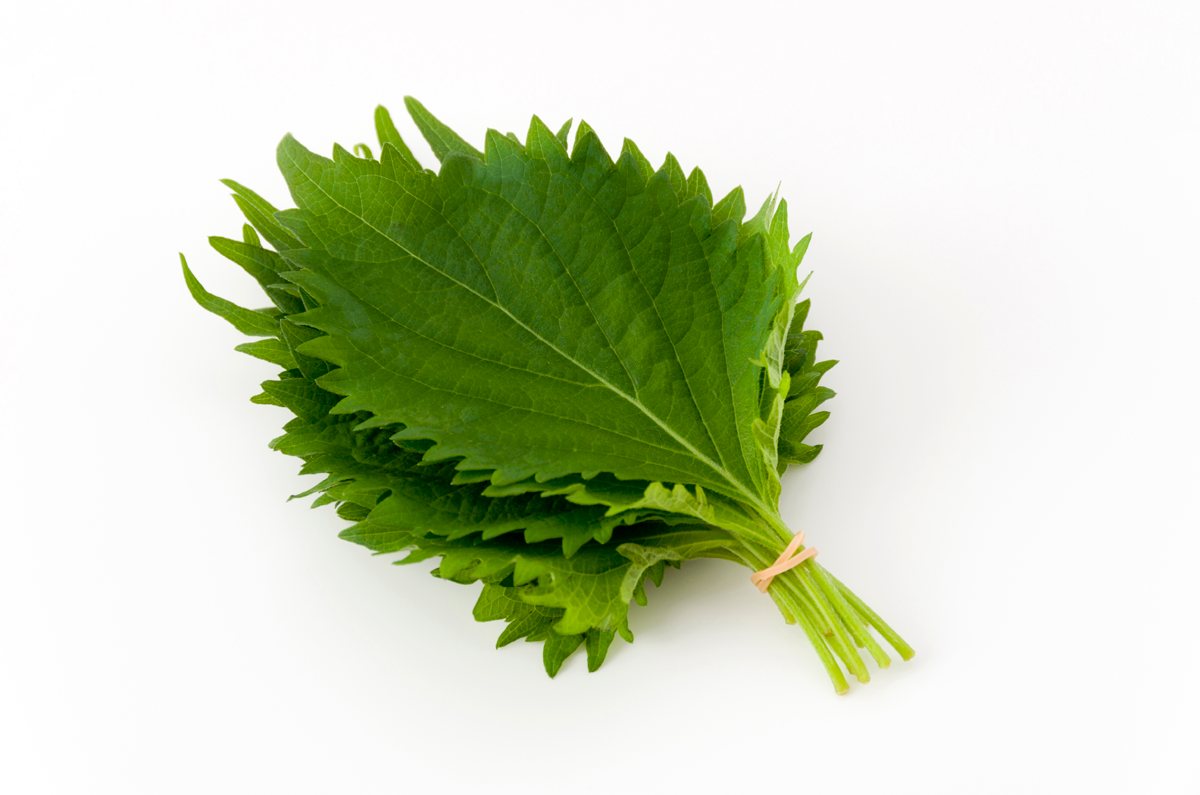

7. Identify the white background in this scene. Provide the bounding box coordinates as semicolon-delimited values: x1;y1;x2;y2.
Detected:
2;1;1197;792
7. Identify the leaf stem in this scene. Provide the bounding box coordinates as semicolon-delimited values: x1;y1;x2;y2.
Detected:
739;533;869;681
825;568;915;661
810;564;891;669
770;585;849;694
791;566;869;683
728;529;912;690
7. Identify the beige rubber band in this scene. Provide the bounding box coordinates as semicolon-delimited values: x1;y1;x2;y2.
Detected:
750;532;818;594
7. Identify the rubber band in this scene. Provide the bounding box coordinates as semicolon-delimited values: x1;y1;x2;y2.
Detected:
750;532;818;593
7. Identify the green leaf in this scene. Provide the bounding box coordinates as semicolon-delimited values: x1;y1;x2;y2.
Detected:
620;137;654;182
220;179;303;252
374;104;420;168
209;236;285;282
311;492;339;509
181;255;280;337
543;632;585;677
403;96;483;163
249;390;285;407
272;126;786;535
183;101;914;687
573;120;595;153
779;442;823;466
260;377;340;421
340;477;655;558
585;629;616;672
711;186;746;227
779;408;830;453
260;381;694;671
280;318;333;381
385;523;733;644
554;119;572;148
685;166;713;206
472;582;634;675
661;152;687;199
235;338;298;369
337;501;371;521
271;408;656;556
208;236;305;315
473;584;562;647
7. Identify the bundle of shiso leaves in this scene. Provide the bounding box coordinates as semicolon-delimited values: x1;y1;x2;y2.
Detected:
182;98;913;692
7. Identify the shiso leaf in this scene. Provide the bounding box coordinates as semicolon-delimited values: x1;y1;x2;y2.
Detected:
374;104;420;168
181;100;914;686
403;95;484;163
181;255;279;338
272;117;785;528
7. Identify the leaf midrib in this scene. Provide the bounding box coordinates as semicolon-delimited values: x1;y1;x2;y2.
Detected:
478;146;732;477
529;148;746;494
313;301;718;477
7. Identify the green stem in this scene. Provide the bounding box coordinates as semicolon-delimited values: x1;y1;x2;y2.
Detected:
736;538;867;685
726;517;913;690
740;531;869;681
793;599;849;695
826;569;915;661
737;540;831;637
810;564;891;669
792;566;869;683
771;585;849;694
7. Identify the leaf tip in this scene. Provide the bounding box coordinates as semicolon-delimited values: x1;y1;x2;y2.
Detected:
179;253;199;286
